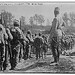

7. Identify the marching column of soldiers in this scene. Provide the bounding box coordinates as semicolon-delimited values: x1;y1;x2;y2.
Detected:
0;19;48;71
0;7;74;71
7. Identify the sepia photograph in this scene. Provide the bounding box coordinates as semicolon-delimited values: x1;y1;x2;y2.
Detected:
0;1;75;73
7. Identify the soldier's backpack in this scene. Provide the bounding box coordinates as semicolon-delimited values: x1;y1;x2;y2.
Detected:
10;28;21;41
34;37;43;47
0;27;4;44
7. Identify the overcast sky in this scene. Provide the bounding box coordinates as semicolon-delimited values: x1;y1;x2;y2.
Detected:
0;2;75;25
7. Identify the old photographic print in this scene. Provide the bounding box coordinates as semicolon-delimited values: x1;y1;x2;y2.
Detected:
0;1;75;73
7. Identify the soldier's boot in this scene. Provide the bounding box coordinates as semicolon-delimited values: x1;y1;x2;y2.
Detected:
0;63;3;71
36;52;38;60
41;52;43;59
0;57;3;71
19;46;23;62
1;60;4;71
36;54;38;60
10;62;14;70
10;61;16;70
10;66;15;70
3;61;7;70
1;66;3;71
10;56;16;70
44;52;46;59
3;54;8;71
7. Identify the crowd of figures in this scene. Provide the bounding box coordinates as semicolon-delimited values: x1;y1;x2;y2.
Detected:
0;7;75;71
0;20;49;71
0;19;74;71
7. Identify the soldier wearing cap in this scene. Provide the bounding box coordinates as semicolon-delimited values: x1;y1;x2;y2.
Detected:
25;30;33;59
41;35;48;59
9;21;19;70
10;20;28;70
49;7;65;65
34;33;43;60
3;26;13;70
0;19;8;70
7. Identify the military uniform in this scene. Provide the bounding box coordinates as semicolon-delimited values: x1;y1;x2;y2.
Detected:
49;7;65;64
41;35;48;59
34;34;43;60
3;28;13;70
10;21;23;70
25;31;33;59
0;24;8;70
15;27;28;61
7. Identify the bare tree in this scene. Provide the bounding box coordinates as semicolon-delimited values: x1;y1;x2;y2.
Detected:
69;12;75;26
63;12;75;27
20;16;25;25
1;10;14;27
38;15;45;25
33;14;39;25
29;17;34;25
62;12;69;26
32;14;45;25
20;16;26;29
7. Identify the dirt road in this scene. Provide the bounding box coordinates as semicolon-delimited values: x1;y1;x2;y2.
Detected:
2;55;75;73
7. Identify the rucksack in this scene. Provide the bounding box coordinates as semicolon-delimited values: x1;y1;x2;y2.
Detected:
34;37;43;47
10;28;20;40
0;28;4;44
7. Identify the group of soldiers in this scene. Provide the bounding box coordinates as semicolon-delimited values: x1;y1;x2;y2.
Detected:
0;20;27;70
0;6;75;71
0;18;48;71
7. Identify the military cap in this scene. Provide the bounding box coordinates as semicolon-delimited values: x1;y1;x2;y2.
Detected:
0;27;2;31
42;35;45;38
14;20;19;27
27;30;31;34
38;33;41;36
54;7;60;15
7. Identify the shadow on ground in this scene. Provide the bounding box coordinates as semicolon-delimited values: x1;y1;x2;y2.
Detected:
15;61;50;72
13;57;75;73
